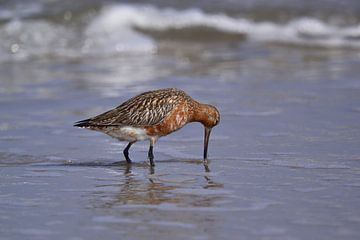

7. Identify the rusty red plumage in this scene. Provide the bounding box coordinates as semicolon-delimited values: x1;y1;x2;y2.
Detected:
74;88;220;166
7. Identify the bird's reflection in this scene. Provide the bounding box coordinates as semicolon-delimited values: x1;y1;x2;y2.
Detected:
91;159;224;209
203;162;210;173
123;163;155;174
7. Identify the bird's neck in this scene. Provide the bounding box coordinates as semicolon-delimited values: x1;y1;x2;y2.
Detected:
191;103;213;128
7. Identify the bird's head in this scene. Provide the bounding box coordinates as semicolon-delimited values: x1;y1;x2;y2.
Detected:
202;104;220;128
192;103;220;160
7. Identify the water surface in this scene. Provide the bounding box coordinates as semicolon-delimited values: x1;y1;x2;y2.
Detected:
1;1;360;239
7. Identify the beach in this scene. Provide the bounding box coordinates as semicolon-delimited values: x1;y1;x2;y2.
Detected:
1;1;360;239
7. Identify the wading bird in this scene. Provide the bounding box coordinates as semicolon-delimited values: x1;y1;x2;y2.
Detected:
74;88;220;166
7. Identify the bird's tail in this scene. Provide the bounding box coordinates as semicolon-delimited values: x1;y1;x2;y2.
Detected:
73;118;92;128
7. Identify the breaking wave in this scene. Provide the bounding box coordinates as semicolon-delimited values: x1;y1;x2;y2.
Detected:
93;4;360;47
1;4;360;62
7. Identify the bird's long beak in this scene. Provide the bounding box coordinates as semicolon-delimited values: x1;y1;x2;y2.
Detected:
204;127;212;160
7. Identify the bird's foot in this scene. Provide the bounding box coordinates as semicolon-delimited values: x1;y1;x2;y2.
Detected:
148;157;155;167
125;157;132;164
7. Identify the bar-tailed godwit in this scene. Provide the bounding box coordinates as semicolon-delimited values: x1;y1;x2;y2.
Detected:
74;88;220;166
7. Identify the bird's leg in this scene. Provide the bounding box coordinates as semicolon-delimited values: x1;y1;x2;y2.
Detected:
148;145;154;166
148;137;157;166
123;142;135;164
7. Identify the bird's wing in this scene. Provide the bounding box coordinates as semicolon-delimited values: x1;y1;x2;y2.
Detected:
88;89;187;127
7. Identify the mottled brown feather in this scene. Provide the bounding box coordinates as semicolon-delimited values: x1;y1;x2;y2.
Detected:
85;88;192;127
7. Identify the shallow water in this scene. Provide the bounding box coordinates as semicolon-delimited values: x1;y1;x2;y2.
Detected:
1;1;360;240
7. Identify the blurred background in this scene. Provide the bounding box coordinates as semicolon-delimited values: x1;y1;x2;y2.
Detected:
1;0;360;240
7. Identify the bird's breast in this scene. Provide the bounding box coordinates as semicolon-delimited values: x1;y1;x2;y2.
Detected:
145;102;190;137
